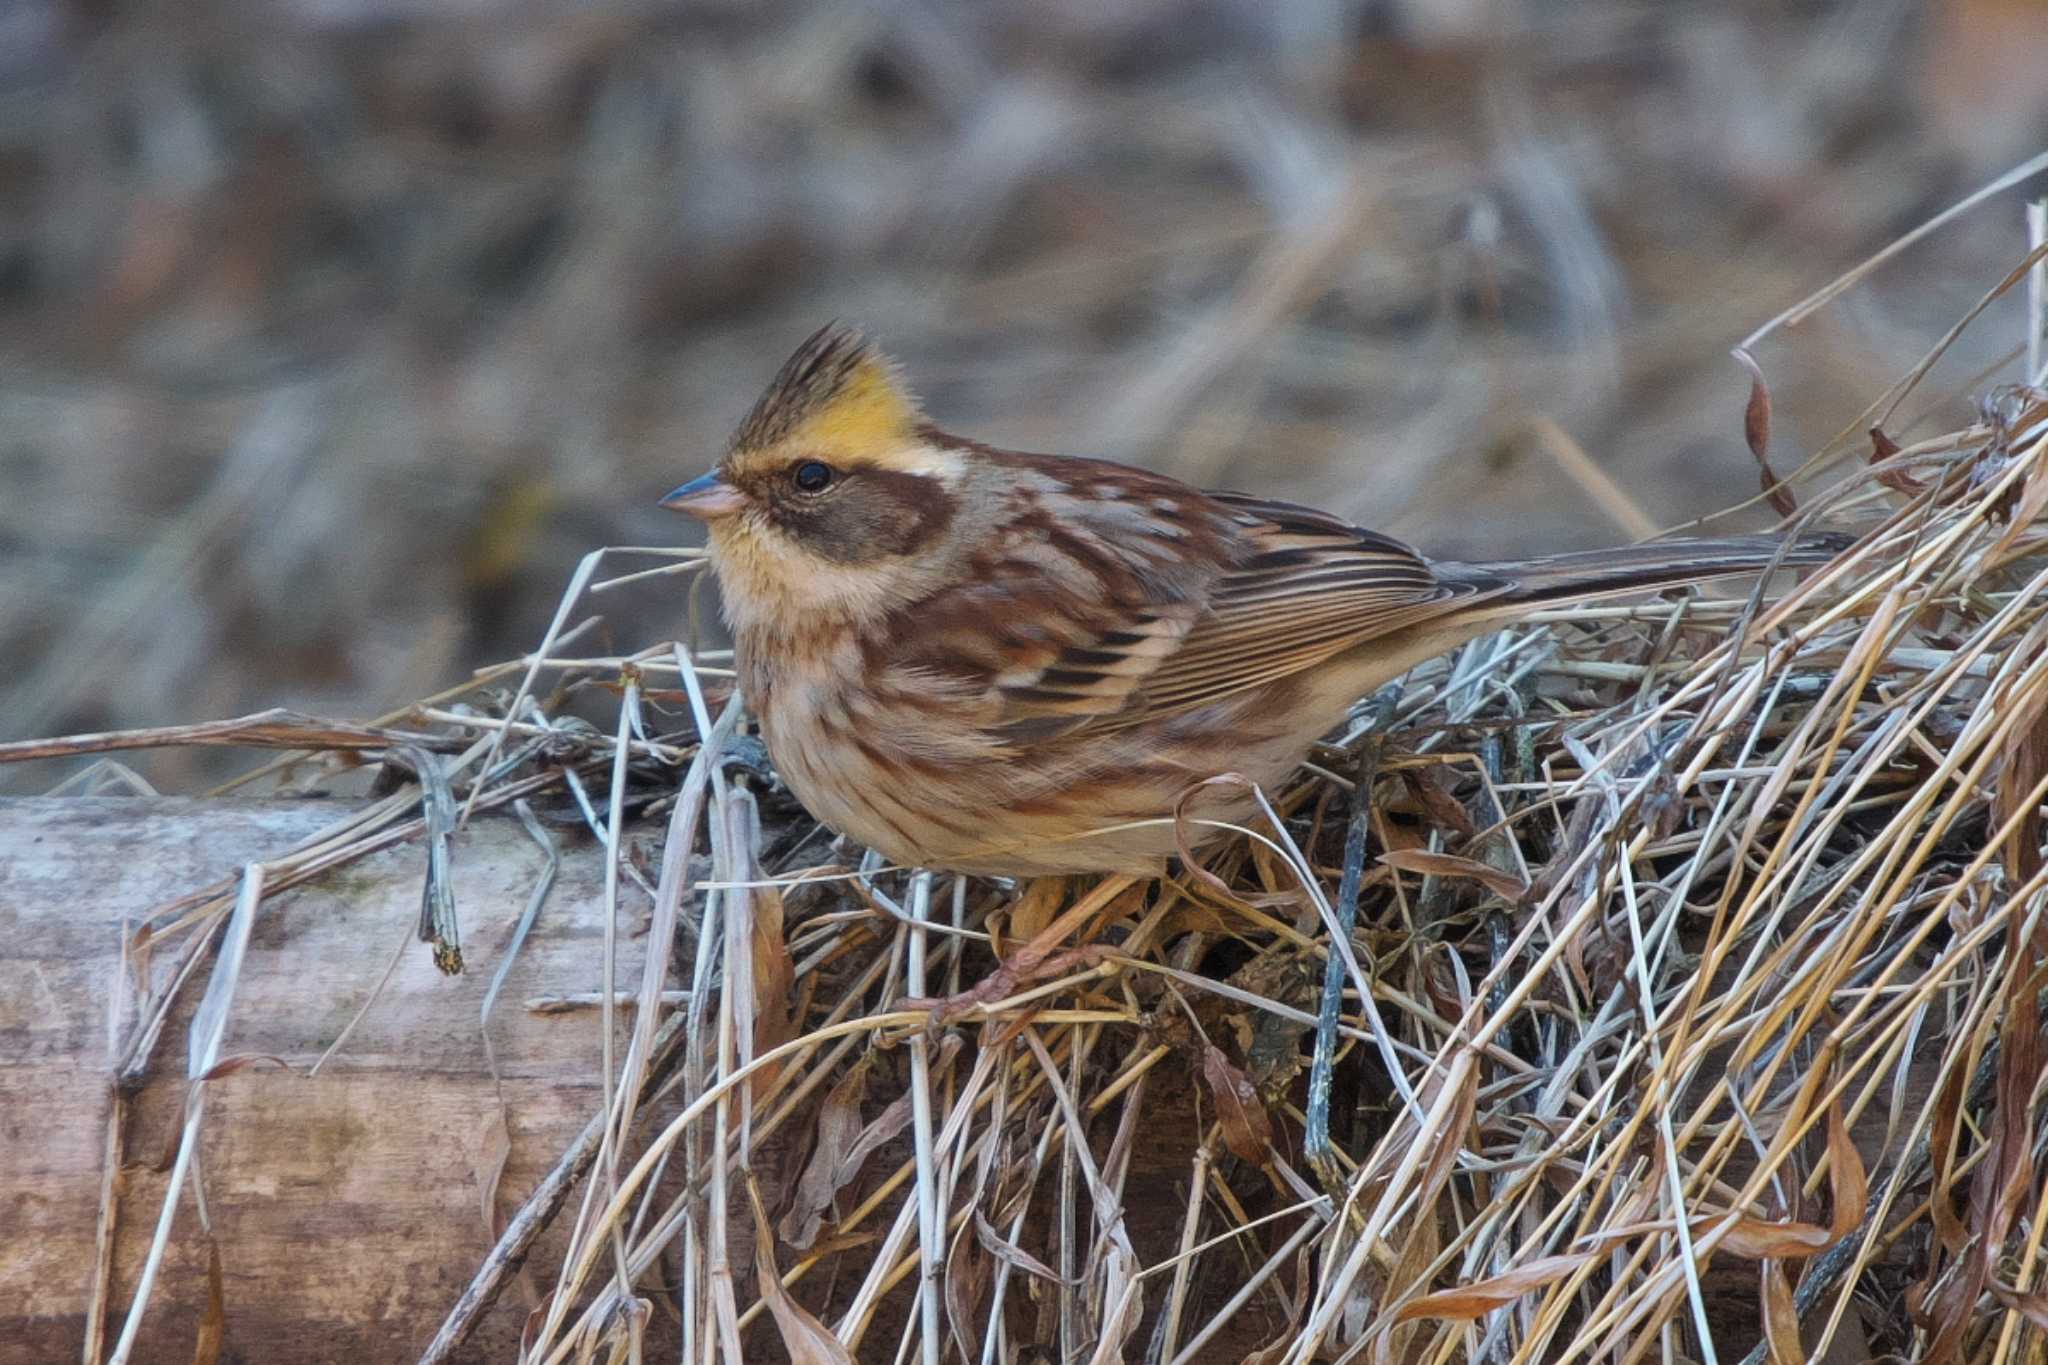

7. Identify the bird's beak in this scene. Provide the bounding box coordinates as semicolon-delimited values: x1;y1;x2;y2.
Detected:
660;471;746;521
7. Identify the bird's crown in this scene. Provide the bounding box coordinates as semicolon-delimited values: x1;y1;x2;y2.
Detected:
729;323;923;466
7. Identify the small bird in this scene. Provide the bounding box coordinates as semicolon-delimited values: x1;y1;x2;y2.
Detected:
663;324;1836;879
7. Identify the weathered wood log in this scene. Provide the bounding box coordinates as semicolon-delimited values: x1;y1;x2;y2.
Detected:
1;795;679;1364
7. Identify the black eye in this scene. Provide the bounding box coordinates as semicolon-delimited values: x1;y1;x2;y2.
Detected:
792;460;834;493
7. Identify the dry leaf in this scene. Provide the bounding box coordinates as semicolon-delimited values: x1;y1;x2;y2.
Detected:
741;851;797;1100
1391;1253;1592;1322
1373;802;1429;855
1941;958;2048;1361
1239;1241;1316;1363
1993;685;2048;886
1007;875;1071;944
1410;1058;1478;1220
1760;1258;1802;1364
520;1292;555;1359
748;1178;855;1365
781;1058;871;1249
974;1211;1070;1284
1737;350;1773;459
1735;349;1798;517
1978;982;2045;1260
751;882;795;1034
1868;425;1924;493
1379;849;1529;901
800;1228;882;1260
1698;1213;1834;1260
1924;1250;1991;1364
1987;452;2048;566
1757;464;1798;519
1154;901;1237;938
945;1227;989;1364
836;1091;914;1187
1825;1095;1867;1241
1928;1044;1972;1253
1200;1043;1274;1165
1401;767;1477;837
1090;1248;1145;1365
1174;773;1261;899
193;1238;226;1365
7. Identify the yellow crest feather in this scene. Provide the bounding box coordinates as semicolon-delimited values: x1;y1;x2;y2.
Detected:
730;324;921;463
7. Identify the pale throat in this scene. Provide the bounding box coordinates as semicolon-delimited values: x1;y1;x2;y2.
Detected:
709;522;920;641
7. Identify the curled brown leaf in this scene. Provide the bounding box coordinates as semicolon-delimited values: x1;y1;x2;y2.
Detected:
780;1057;872;1249
973;1210;1070;1284
1391;1253;1593;1322
1696;1213;1834;1260
837;1091;914;1189
1760;1258;1801;1364
1734;349;1797;517
1825;1094;1868;1242
1379;849;1529;901
748;1177;855;1365
1200;1043;1274;1166
1868;425;1925;493
194;1239;227;1365
945;1226;989;1364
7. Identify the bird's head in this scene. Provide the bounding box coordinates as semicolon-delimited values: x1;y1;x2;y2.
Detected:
662;325;971;632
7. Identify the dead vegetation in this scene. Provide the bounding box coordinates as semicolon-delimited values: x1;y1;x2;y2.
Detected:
14;207;2048;1362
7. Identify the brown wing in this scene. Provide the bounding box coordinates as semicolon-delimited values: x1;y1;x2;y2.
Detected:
871;455;1237;742
877;450;1505;744
897;456;1499;739
1099;493;1497;722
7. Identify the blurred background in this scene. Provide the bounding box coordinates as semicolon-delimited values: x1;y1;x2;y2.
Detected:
4;0;2046;788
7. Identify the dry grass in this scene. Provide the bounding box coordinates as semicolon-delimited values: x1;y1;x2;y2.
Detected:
16;203;2048;1365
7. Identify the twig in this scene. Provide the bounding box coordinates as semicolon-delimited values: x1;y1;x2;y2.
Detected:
0;708;468;765
1304;738;1380;1193
904;870;943;1365
108;864;264;1365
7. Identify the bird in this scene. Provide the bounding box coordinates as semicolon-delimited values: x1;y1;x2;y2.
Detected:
662;324;1838;880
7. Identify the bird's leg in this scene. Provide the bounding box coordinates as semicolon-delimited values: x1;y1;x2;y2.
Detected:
901;874;1139;1025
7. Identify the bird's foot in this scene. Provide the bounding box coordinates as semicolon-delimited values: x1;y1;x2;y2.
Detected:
898;874;1139;1026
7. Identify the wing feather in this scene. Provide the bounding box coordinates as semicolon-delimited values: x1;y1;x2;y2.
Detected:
884;461;1500;745
989;488;1498;732
1117;505;1491;719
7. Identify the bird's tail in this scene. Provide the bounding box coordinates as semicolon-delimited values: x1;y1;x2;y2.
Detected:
1457;532;1848;607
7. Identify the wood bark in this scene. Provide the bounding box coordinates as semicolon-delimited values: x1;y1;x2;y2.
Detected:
0;795;670;1364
